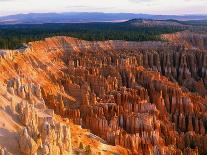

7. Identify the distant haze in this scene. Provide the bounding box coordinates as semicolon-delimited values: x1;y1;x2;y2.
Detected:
0;13;207;25
0;0;207;16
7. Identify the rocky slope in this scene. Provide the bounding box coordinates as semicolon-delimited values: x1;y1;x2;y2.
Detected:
127;19;188;28
161;30;207;50
0;78;72;155
0;35;206;155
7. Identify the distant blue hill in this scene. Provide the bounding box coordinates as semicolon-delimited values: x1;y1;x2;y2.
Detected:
0;12;207;24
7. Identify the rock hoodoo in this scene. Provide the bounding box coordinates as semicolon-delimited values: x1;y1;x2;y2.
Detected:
0;35;206;154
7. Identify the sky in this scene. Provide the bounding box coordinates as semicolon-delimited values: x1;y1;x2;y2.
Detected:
0;0;207;16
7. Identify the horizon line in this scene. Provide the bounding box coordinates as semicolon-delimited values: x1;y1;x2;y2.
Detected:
1;11;207;17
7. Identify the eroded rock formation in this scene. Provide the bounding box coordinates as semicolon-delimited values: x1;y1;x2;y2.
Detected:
0;35;206;154
4;78;73;155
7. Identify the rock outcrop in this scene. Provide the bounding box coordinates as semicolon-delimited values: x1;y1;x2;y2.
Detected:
162;30;207;50
0;36;206;154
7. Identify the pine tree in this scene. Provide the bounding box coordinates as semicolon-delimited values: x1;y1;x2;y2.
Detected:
85;145;92;155
79;142;84;150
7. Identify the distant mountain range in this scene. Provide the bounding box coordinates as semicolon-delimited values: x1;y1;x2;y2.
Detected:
0;12;207;24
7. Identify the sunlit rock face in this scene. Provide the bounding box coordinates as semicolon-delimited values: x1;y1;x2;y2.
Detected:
162;30;207;50
0;78;72;155
0;34;206;154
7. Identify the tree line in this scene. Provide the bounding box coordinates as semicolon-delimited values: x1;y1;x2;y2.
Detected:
0;22;182;49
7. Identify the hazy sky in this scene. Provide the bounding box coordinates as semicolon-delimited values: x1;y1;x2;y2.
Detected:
0;0;207;16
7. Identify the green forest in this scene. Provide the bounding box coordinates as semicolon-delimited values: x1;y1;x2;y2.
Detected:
0;22;182;49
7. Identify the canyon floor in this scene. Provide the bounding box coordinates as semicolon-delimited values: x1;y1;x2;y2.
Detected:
0;30;207;155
